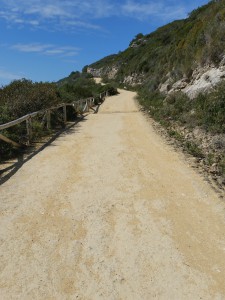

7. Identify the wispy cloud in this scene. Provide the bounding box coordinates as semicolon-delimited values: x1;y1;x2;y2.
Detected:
0;0;200;31
0;68;22;81
122;1;163;16
121;1;187;20
0;0;108;31
11;43;80;57
11;43;52;53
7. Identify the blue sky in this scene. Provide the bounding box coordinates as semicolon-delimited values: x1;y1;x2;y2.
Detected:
0;0;210;86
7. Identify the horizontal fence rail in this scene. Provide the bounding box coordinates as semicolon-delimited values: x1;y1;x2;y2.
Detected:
0;90;109;148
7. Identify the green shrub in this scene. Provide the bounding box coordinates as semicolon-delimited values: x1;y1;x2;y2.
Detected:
0;73;118;160
218;156;225;175
89;0;225;95
184;141;204;158
194;81;225;133
0;79;60;120
138;80;225;134
106;85;119;96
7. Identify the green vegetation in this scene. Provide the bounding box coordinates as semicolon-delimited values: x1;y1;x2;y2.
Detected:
167;129;204;158
57;72;117;103
0;79;60;123
88;0;225;179
90;0;225;87
1;0;225;181
138;81;225;177
0;73;118;160
138;81;225;134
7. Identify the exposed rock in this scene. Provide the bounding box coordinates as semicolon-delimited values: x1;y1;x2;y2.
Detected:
211;136;225;149
219;55;225;67
89;56;225;101
130;38;147;48
183;66;225;98
123;73;145;86
87;66;119;80
209;163;218;174
159;57;225;99
170;78;189;91
218;176;225;186
159;78;173;93
88;65;145;86
87;67;102;77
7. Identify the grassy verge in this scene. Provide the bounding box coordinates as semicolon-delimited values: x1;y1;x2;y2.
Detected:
137;81;225;179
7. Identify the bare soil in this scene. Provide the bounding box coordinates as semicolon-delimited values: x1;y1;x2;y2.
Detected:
1;89;225;299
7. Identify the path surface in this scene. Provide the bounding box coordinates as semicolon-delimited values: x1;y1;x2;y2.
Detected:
1;89;225;299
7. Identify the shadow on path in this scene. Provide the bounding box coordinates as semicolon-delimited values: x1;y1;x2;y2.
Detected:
0;116;87;186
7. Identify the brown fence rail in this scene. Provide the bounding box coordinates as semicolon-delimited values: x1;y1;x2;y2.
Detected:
0;91;109;148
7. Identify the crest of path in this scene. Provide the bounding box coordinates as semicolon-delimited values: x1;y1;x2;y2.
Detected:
1;88;225;299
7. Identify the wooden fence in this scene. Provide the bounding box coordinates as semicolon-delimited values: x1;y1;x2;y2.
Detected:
0;91;109;148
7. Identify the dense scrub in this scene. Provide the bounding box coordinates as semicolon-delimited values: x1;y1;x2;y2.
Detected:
138;81;225;134
58;71;117;102
90;0;225;88
0;80;61;159
0;74;117;160
0;80;60;123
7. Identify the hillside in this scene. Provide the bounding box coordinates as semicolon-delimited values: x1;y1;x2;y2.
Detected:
87;0;225;186
88;0;225;95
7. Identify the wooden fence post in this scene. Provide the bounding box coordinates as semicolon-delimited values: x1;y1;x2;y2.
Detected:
73;103;78;114
86;100;89;112
47;110;51;130
63;105;67;124
0;91;109;148
26;117;32;145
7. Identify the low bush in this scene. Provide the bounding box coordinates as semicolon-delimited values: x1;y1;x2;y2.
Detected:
138;80;225;134
0;74;118;160
194;82;225;133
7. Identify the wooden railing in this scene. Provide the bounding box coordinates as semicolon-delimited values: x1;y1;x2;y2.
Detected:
0;91;109;148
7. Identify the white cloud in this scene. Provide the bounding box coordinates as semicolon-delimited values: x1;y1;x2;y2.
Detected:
30;20;39;25
63;51;79;57
63;59;78;64
10;43;80;57
0;0;109;31
63;20;101;30
0;0;200;31
12;43;52;52
122;2;162;15
121;0;187;20
25;4;70;18
0;68;22;81
45;49;64;55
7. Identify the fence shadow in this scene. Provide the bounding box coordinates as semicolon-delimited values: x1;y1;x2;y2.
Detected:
0;116;86;186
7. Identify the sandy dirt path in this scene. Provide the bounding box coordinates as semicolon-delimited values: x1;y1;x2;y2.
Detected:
1;89;225;299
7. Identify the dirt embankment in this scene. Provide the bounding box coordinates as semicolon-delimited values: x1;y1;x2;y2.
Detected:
0;89;225;299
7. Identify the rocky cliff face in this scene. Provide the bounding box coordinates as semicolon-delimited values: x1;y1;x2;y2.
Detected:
87;66;145;86
88;56;225;98
123;73;145;86
88;0;225;99
87;67;103;78
87;66;119;80
159;56;225;99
